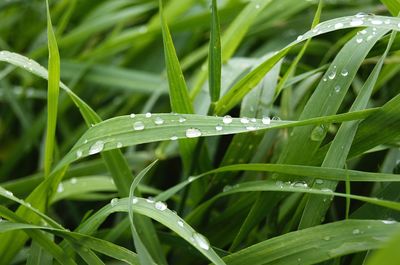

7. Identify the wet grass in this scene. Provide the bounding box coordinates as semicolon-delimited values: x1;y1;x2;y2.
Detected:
0;0;400;264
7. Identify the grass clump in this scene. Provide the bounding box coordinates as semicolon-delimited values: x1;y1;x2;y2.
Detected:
0;0;400;264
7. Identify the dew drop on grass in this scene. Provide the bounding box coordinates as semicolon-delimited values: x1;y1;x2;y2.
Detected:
70;178;77;184
355;12;367;18
222;115;233;124
146;197;155;203
133;121;145;131
132;197;138;204
192;233;210;250
246;125;256;131
170;135;178;141
89;141;104;155
315;179;324;184
179;116;186;123
262;116;271;125
178;220;184;227
370;19;382;25
111;198;118;207
145;112;152;118
215;125;223;131
155;201;167;211
154;116;164;125
384;19;391;25
352;229;360;235
321;188;333;193
334;85;341;93
186;128;202;138
4;190;13;197
350;19;364;26
334;23;344;29
57;184;64;193
323;236;331;241
117;142;123;148
240;117;250;124
382;220;396;224
310;125;327;141
328;70;336;80
292;181;308;188
297;35;303;41
356;38;363;43
276;181;284;188
341;69;348;76
398;23;400;28
255;4;260;9
130;113;136;118
76;150;83;158
188;176;196;182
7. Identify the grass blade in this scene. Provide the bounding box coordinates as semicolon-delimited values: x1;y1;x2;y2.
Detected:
44;0;60;176
209;0;221;105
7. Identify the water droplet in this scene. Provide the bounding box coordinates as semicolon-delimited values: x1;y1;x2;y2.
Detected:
350;19;364;26
292;181;308;188
340;69;348;76
328;70;336;80
315;179;324;184
192;233;210;250
170;135;178;141
370;19;382;25
4;190;13;197
111;198;119;207
334;23;344;29
223;185;232;192
186;128;202;138
255;4;260;9
297;35;303;41
117;142;123;148
57;184;64;193
382;220;396;224
70;178;77;184
355;12;367;18
145;112;152;118
215;125;223;131
133;121;145;131
222;115;233;124
84;139;88;144
240;117;250;124
323;78;327;82
352;229;360;235
76;150;83;158
154;116;164;125
178;116;186;123
246;126;256;131
146;197;155;203
384;19;391;25
276;181;284;188
398;23;400;28
334;85;341;93
321;188;333;193
132;197;138;204
356;38;363;43
89;141;105;155
130;113;136;118
178;220;184;227
310;124;327;141
155;201;167;211
262;116;271;125
323;236;331;241
188;176;196;182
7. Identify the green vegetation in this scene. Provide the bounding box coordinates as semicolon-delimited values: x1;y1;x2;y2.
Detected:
1;0;400;264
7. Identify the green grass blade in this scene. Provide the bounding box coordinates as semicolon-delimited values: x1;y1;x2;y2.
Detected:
366;226;400;265
128;161;158;265
223;220;399;265
299;30;397;229
379;0;400;15
209;0;221;104
54;110;377;170
44;0;60;176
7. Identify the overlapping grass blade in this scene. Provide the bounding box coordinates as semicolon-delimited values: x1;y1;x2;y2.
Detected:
208;0;221;105
299;30;397;229
223;220;399;265
44;0;60;176
366;226;400;265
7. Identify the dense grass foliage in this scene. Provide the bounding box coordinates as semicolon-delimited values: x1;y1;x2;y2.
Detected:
1;0;400;264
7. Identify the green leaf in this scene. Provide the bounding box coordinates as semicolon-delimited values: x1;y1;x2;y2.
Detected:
366;225;400;265
223;220;400;265
44;0;60;176
379;0;400;16
209;0;222;104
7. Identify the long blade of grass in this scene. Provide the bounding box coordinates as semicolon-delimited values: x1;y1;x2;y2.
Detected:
299;30;397;229
366;226;400;265
128;161;158;265
223;220;399;265
44;0;60;176
208;0;221;105
54;109;377;170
